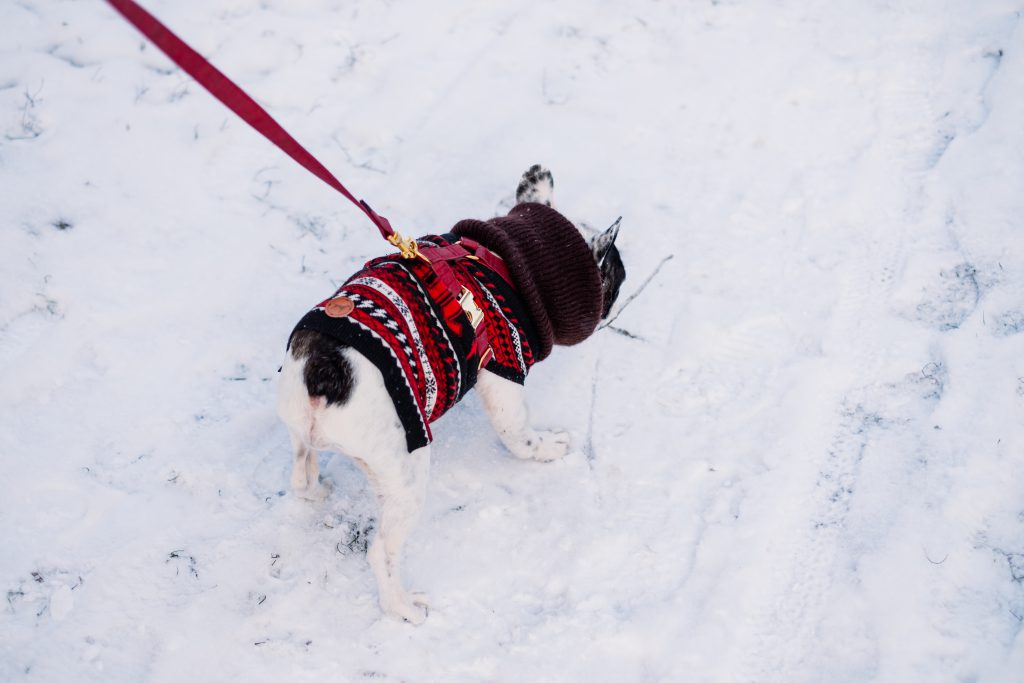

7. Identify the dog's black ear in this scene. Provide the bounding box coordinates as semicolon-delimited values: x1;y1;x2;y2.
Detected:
591;218;626;319
590;217;621;263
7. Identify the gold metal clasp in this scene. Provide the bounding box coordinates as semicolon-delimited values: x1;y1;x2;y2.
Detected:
457;287;485;329
387;232;429;262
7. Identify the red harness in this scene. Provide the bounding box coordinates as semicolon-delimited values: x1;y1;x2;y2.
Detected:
105;0;509;362
411;237;514;365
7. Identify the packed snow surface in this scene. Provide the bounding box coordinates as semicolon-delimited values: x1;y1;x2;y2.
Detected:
2;1;1024;681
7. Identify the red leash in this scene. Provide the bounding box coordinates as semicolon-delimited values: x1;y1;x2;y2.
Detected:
105;0;395;241
107;0;515;363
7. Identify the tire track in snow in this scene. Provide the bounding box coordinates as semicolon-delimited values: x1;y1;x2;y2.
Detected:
732;22;953;680
733;245;907;682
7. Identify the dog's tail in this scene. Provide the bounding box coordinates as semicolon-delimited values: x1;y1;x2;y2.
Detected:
292;329;356;406
278;330;355;449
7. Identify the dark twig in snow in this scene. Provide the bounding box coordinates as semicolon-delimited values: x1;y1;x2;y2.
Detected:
6;588;25;607
331;135;386;174
167;550;199;579
606;325;645;341
5;83;45;141
600;254;674;331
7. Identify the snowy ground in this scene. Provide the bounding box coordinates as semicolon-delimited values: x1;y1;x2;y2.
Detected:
3;0;1024;680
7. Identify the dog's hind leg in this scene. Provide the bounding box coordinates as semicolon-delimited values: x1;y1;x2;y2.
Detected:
476;369;570;462
356;445;431;624
286;429;330;500
288;430;313;490
310;350;432;623
278;353;331;501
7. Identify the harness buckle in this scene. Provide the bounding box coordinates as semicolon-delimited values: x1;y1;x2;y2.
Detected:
457;287;485;329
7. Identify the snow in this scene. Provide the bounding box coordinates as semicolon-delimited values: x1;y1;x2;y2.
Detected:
2;0;1023;680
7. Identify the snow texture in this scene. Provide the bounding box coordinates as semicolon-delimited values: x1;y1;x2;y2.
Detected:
2;1;1024;681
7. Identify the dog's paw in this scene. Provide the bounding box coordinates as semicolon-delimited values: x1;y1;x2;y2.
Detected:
292;479;332;501
410;591;432;610
382;592;430;625
515;164;555;207
289;468;308;492
522;429;571;462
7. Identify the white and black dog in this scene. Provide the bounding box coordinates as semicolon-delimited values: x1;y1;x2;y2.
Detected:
277;166;625;623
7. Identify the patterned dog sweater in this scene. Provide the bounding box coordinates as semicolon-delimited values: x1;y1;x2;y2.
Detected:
289;203;603;452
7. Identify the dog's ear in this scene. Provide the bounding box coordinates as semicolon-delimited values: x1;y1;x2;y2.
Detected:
591;218;626;319
590;217;621;264
515;164;555;207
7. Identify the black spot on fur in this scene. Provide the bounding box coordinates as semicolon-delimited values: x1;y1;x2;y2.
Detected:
290;329;355;405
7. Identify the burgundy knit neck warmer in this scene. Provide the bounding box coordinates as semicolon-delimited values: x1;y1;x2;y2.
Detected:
452;203;602;361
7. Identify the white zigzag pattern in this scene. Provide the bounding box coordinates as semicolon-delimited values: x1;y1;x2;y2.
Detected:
348;275;439;420
334;289;421;385
320;291;423;387
388;261;462;403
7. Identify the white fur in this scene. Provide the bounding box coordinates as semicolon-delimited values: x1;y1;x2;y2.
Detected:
276;346;566;624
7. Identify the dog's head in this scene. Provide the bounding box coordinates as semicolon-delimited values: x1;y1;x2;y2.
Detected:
590;218;626;318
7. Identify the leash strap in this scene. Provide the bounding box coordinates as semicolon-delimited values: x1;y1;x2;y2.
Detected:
107;0;509;363
105;0;395;240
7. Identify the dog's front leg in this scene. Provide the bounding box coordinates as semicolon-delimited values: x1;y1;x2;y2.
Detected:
476;369;570;462
356;445;432;624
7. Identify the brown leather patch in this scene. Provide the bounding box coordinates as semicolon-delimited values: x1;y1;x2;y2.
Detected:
324;296;354;318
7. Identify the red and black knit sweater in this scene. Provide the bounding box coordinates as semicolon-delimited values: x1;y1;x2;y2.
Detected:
290;203;602;451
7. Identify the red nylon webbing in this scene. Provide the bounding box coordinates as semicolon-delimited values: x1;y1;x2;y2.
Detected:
105;0;395;240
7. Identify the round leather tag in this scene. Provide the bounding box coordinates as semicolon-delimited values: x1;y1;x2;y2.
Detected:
325;296;354;318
